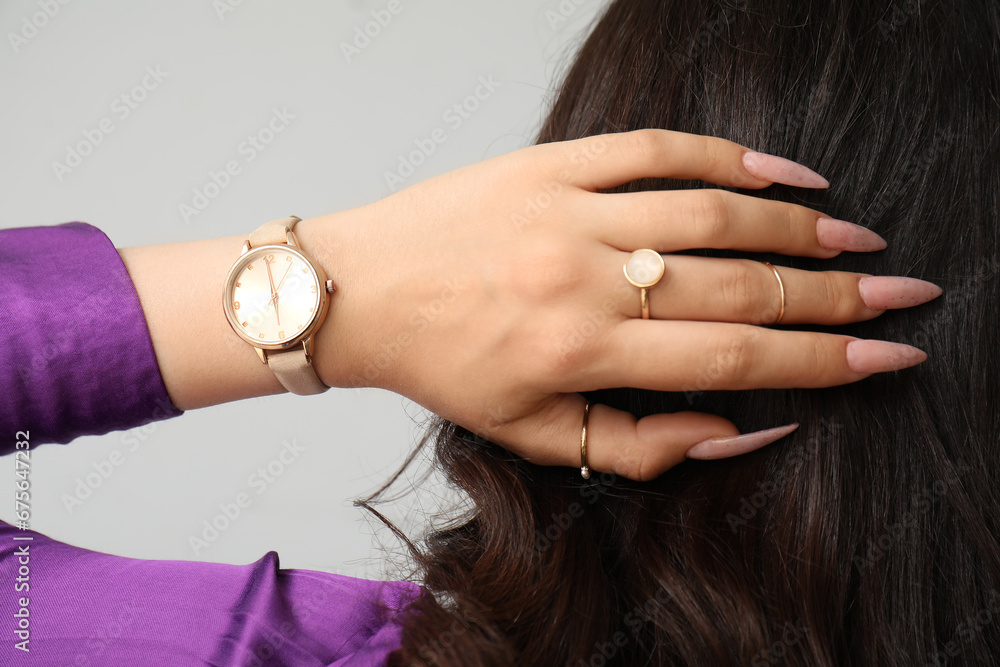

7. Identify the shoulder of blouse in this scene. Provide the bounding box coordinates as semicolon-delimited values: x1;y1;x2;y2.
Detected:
0;518;424;664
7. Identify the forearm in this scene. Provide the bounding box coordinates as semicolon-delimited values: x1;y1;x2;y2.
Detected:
117;210;367;411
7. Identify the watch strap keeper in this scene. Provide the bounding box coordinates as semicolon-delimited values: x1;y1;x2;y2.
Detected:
266;344;328;395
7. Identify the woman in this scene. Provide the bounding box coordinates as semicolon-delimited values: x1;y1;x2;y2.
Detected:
0;3;974;667
380;0;1000;665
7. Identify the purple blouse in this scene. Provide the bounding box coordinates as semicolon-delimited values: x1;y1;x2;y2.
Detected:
0;223;420;665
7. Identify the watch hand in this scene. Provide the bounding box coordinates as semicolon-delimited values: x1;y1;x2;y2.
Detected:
264;256;280;325
265;254;277;295
270;263;295;327
274;263;293;295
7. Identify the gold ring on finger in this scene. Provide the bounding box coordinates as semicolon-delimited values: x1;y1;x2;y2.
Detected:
760;261;786;325
623;249;665;320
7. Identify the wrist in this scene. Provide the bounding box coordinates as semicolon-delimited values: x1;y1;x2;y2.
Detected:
293;206;380;391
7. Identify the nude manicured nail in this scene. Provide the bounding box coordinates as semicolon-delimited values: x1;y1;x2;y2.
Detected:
685;423;799;460
742;151;830;189
858;276;943;310
816;217;887;252
846;339;927;374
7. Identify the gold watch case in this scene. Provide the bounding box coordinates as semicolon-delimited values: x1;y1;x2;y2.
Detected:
222;227;334;364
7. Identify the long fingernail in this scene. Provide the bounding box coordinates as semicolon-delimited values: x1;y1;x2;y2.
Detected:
858;276;943;310
846;339;927;374
742;151;830;189
816;217;887;252
685;423;799;460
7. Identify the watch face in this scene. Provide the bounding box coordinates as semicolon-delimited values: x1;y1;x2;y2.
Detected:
223;244;323;348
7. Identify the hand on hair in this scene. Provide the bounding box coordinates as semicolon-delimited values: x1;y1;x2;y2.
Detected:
304;129;940;481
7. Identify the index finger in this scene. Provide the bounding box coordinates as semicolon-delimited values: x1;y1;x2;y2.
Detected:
546;129;830;192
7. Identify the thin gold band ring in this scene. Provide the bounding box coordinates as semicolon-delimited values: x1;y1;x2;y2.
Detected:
760;261;786;325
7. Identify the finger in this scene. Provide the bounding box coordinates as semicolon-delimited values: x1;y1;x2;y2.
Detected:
586;321;927;392
544;129;829;192
492;394;797;482
609;254;942;325
584;189;886;257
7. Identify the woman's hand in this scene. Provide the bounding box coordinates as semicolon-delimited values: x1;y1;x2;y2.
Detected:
300;130;940;481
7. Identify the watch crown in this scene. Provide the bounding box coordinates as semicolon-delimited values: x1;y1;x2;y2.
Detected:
325;279;336;293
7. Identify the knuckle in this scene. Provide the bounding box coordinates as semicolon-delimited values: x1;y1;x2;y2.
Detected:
719;261;766;320
803;334;838;386
787;203;813;236
504;236;581;302
702;136;728;175
540;312;610;382
543;328;586;379
691;191;731;240
835;273;869;320
822;272;850;320
610;433;651;482
709;326;758;388
619;129;663;167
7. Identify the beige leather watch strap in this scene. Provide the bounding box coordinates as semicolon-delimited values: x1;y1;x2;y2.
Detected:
267;345;328;395
248;215;329;396
249;215;300;248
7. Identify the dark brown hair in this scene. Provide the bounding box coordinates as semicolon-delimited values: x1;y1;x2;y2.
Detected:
372;1;1000;664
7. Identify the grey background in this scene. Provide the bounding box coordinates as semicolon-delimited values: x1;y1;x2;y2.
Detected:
0;0;605;580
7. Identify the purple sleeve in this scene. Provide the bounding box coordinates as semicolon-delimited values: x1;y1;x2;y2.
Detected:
0;222;183;447
0;519;422;665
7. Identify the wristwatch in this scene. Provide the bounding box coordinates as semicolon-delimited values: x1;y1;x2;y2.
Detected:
222;216;335;395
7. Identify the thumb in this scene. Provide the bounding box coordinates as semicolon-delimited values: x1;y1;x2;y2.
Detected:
492;394;798;482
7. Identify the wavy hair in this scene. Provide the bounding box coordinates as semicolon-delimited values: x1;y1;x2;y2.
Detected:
372;1;1000;664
